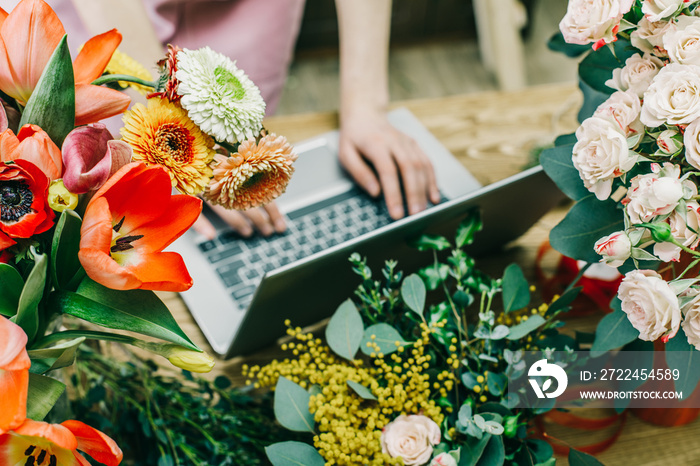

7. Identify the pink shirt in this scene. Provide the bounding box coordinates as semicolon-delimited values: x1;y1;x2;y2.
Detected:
41;0;306;114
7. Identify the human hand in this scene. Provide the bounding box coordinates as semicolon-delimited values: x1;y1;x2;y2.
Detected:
338;109;440;219
192;201;286;239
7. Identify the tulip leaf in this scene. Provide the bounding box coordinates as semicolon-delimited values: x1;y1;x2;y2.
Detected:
273;377;315;433
28;337;85;374
51;209;83;290
502;264;530;313
0;264;23;317
19;35;75;146
360;323;408;356
401;274;426;316
51;278;198;351
16;249;48;341
325;299;364;360
265;441;325;466
26;373;66;421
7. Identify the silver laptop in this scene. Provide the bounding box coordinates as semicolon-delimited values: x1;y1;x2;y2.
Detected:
173;108;563;357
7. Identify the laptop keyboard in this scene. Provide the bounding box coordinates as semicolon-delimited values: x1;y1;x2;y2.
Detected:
197;189;394;310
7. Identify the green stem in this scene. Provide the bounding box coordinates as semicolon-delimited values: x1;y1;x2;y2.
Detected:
675;259;700;280
565;262;592;294
91;74;157;88
33;329;137;349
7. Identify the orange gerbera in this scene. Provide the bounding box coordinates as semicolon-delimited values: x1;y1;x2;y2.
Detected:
0;317;30;433
0;419;122;465
0;125;62;180
78;162;201;291
0;0;130;125
204;133;297;210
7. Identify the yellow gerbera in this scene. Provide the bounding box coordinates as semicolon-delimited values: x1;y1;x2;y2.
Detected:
105;49;154;94
121;98;215;195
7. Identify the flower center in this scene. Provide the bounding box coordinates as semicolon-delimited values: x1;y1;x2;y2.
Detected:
109;216;144;254
214;66;245;100
154;123;195;164
1;181;33;222
23;445;57;466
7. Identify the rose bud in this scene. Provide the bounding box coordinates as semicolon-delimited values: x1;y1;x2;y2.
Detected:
594;231;632;267
657;129;683;155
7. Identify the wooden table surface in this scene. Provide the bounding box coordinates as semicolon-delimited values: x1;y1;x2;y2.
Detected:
160;83;700;465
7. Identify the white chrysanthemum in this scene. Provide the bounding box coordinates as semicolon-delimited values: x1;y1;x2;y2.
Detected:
175;47;265;144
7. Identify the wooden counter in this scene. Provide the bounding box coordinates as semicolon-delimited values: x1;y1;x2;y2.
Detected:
160;83;700;466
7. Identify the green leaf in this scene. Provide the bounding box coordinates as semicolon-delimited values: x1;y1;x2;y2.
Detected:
402;274;426;316
666;328;700;396
578;37;636;95
555;133;577;146
547;32;591;57
0;263;23;317
540;143;589;201
502;264;530;313
16;250;48;341
418;263;450;291
569;449;604;466
578;78;612;122
591;300;639;356
456;213;482;248
476;435;505;466
526;439;554;464
546;286;582;315
18;35;75;146
273;377;315;433
347;380;377;401
506;315;546;340
550;195;624;263
486;372;507;396
26;373;66;421
360;323;408;356
265;441;326;466
51;279;198;351
28;337;85;373
459;434;492;466
50;210;83;290
410;234;452;251
325;299;364;360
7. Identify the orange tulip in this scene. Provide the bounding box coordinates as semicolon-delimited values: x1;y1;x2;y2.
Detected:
78;162;202;291
0;419;123;465
0;317;30;434
0;125;62;180
0;0;130;125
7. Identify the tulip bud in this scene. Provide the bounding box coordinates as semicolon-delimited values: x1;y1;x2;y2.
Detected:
594;231;632;267
165;346;215;373
656;129;683;155
47;179;79;212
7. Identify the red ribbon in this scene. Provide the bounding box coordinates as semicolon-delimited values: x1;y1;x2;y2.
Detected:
534;410;627;456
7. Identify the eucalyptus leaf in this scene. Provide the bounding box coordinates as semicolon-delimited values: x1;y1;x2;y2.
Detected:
459;434;492;466
546;286;582;315
547;32;591;57
669;279;700;295
590;300;639;356
16;249;48;341
475;435;505;466
502;264;530;313
26;373;66;421
506;315;546;341
50;209;83;290
402;274;426;316
568;449;604;466
0;263;23;317
540;143;588;201
486;372;507;396
265;441;326;466
666;329;700;396
52;280;198;351
273;377;315;433
360;323;408;356
578;37;636;94
325;299;364;360
347;380;377;401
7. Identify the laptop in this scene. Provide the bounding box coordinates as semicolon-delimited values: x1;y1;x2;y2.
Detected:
172;108;564;357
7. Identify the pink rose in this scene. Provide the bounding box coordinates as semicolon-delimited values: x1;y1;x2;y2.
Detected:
430;453;458;466
682;293;700;349
606;53;664;98
559;0;633;49
593;90;643;137
381;415;441;466
653;201;700;262
623;163;690;224
619;269;681;341
594;231;632;267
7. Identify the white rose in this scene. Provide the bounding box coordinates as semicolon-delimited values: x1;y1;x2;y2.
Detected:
642;0;684;22
559;0;634;48
654;200;700;261
594;231;632;267
664;15;700;65
572;116;637;200
430;453;458;466
683;118;700;169
606;53;664;97
619;269;681;341
381;415;441;466
631;17;676;55
640;63;700;126
594;89;644;136
682;294;700;349
624;163;687;223
657;128;684;154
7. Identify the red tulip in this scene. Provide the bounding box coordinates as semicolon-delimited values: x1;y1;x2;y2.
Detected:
0;317;30;433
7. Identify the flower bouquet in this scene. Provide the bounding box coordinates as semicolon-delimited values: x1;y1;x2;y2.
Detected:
0;0;295;463
544;0;700;399
244;214;597;466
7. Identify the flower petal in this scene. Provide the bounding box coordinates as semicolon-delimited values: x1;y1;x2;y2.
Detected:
73;29;121;85
78;247;142;290
13;419;77;451
16;124;62;179
74;84;130;126
0;318;29;369
108;140;132;178
0;230;15;251
61;124;113;194
62;420;123;466
0;369;28;432
0;0;65;103
0;128;20;161
127;194;202;253
128;251;193;292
